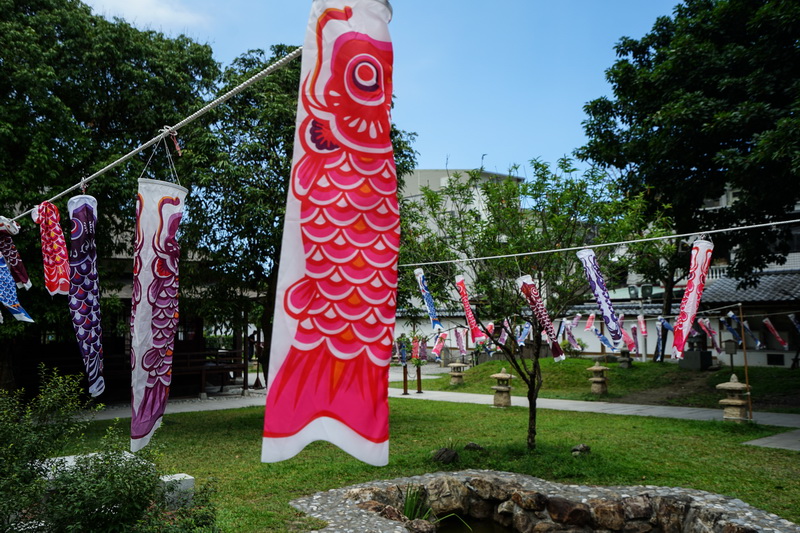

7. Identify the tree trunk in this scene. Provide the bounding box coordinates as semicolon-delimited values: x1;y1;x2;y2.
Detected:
526;385;538;450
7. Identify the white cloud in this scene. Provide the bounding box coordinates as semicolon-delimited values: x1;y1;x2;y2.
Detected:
83;0;211;33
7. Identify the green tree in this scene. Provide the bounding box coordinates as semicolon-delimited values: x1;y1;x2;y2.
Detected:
400;159;647;449
0;0;220;386
579;0;800;296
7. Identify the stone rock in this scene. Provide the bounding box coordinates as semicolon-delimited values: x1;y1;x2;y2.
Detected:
356;500;387;514
589;498;625;530
513;507;539;532
426;475;469;515
571;443;591;456
683;505;724;532
622;494;653;521
467;476;521;501
405;518;436;533
432;447;459;464
547;496;592;527
532;523;591;532
464;442;485;451
652;495;691;533
493;506;514;528
497;500;516;515
346;485;403;507
720;523;758;533
468;496;494;519
512;489;548;511
379;504;406;523
622;522;654;533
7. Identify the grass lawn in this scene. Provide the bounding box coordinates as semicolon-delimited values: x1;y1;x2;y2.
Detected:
393;358;800;413
69;398;800;532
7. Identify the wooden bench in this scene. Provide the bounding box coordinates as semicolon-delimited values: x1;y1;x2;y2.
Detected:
171;350;248;395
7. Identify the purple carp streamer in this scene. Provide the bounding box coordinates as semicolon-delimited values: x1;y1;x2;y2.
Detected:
762;318;787;350
654;324;664;361
0;217;31;289
564;314;583;352
727;311;763;350
672;239;714;359
68;195;104;397
789;314;800;335
0;255;33;323
719;316;742;345
130;179;187;452
576;249;622;346
631;326;640;356
415;268;443;332
516;275;564;361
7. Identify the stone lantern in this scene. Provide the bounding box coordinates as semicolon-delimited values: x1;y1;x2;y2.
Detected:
716;374;751;423
448;362;467;385
587;364;609;394
490;367;514;407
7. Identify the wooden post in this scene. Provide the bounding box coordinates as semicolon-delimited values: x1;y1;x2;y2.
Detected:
416;365;422;394
402;364;409;395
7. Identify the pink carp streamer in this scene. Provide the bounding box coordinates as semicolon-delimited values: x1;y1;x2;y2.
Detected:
263;0;397;467
762;318;788;350
32;201;70;296
455;328;467;357
672;239;714;359
68;195;104;397
618;315;637;352
584;313;595;331
130;179;187;452
0;217;31;289
414;268;443;332
496;319;510;347
576;249;622;346
516;275;564;361
456;275;485;343
431;332;448;360
637;315;647;337
697;318;722;354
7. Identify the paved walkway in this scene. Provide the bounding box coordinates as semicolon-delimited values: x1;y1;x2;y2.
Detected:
93;363;800;451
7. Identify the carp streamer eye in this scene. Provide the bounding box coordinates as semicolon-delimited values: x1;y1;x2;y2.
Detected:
346;54;384;104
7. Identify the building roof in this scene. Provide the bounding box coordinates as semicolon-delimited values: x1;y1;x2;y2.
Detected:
701;270;800;303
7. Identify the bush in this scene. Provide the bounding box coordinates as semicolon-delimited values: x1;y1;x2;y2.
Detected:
0;366;219;532
0;366;97;531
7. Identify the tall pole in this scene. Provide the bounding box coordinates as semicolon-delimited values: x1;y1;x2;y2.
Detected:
738;303;753;421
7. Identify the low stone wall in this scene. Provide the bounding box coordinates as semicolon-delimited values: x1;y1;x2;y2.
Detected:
290;470;800;533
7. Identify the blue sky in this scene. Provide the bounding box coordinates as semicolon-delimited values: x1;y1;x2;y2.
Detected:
83;0;679;174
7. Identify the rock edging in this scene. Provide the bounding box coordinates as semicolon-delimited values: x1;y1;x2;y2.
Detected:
290;470;800;533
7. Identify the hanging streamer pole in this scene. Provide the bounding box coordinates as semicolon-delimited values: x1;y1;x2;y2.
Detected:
12;47;303;223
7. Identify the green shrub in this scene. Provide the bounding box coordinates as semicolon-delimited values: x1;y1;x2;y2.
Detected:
0;366;218;532
0;366;97;531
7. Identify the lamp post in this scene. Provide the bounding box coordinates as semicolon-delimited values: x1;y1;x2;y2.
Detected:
724;338;738;370
628;284;652;361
